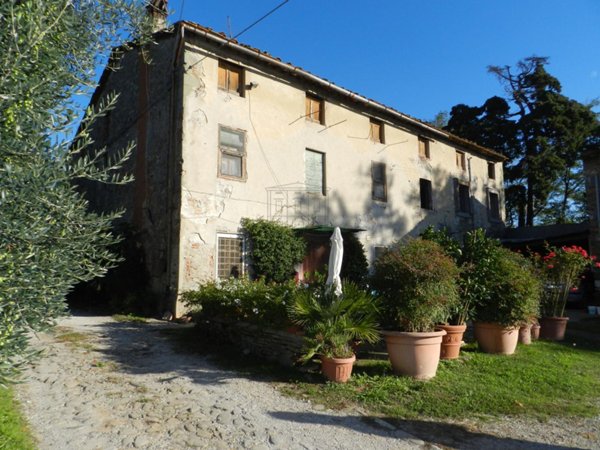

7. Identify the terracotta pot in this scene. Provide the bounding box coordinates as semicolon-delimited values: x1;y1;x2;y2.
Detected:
518;324;532;345
435;324;467;360
321;354;356;383
530;323;540;340
539;316;569;341
382;330;446;380
473;322;519;355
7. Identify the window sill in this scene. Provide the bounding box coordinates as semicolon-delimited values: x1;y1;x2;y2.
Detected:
218;88;244;98
218;174;247;182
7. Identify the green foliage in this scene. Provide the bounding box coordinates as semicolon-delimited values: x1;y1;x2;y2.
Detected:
420;226;462;262
371;238;460;332
472;247;541;326
0;387;35;450
288;282;379;360
340;233;369;287
182;278;298;328
0;1;152;383
459;229;504;324
445;56;600;226
241;218;306;283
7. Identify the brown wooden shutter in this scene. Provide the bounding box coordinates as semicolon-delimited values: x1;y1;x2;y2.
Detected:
218;65;227;90
229;68;240;93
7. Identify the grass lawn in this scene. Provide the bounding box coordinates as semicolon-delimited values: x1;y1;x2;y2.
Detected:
283;339;600;420
0;387;35;450
165;320;600;421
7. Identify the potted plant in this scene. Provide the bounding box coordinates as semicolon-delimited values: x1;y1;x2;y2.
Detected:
535;245;598;341
472;246;541;354
287;281;379;383
421;227;468;360
372;238;460;379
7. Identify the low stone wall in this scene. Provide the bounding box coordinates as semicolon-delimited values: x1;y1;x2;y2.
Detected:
199;319;304;367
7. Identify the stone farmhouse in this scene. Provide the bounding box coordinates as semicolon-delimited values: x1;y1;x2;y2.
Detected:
81;17;506;316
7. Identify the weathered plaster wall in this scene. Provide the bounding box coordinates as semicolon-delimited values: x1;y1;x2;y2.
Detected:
175;33;506;302
82;34;182;314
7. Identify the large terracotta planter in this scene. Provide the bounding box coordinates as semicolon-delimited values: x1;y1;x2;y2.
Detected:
518;324;532;345
321;354;355;383
531;323;540;340
435;324;467;360
473;322;519;355
539;316;569;341
382;330;446;380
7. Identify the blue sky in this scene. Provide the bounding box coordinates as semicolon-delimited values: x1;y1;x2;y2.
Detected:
166;0;600;122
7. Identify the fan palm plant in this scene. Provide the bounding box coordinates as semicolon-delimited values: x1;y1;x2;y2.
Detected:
288;282;379;362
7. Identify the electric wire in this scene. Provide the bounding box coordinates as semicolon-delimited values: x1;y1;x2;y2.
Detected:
187;0;292;71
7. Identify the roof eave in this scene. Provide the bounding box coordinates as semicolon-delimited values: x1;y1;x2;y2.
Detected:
179;20;506;162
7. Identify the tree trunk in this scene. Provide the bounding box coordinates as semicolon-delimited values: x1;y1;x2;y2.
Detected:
526;179;534;227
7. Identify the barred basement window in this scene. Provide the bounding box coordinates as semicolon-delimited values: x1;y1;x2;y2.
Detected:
217;234;244;279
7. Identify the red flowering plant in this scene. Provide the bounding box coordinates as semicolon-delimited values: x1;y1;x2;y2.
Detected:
534;245;598;317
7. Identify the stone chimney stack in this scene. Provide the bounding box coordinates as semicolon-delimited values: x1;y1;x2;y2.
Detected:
146;0;168;32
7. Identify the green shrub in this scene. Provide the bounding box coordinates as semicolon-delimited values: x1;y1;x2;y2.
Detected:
372;238;460;332
340;233;369;287
473;247;540;326
242;218;306;283
182;278;297;328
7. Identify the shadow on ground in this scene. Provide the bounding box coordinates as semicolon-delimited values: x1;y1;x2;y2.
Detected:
67;313;313;388
268;411;582;450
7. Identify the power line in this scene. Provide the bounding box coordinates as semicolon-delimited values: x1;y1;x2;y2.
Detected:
187;0;292;71
231;0;291;41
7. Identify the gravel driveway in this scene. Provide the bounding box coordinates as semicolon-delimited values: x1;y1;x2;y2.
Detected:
16;314;600;449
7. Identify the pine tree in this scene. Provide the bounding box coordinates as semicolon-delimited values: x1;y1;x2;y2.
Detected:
445;57;599;227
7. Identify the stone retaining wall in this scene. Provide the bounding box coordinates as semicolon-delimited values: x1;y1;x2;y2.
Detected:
200;319;304;367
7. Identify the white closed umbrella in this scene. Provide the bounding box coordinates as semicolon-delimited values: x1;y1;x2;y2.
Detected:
326;227;344;297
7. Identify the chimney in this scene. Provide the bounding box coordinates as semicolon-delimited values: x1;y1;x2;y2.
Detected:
147;0;168;32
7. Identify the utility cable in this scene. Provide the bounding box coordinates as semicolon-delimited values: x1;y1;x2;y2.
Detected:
187;0;292;71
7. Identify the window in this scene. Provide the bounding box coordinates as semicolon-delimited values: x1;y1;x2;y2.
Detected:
488;190;500;220
370;119;384;143
219;126;245;179
218;60;244;96
418;137;430;159
305;94;324;124
217;234;244;279
454;179;471;214
456;151;466;171
371;162;387;202
305;149;325;195
420;178;433;210
488;162;496;180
